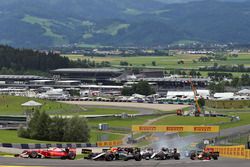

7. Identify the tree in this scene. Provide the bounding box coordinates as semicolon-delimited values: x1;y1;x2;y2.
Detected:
209;82;225;93
63;116;90;142
121;87;133;96
18;111;90;142
35;111;51;140
48;116;66;141
189;70;197;77
17;126;30;138
152;61;156;66
120;61;128;66
121;81;155;96
197;72;202;78
177;60;184;64
231;77;241;87
28;110;41;139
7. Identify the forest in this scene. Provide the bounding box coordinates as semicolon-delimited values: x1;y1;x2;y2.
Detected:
0;45;110;75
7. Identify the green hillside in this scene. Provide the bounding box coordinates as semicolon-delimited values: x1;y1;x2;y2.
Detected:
1;0;250;47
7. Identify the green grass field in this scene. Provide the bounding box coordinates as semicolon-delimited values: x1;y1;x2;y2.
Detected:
220;112;250;129
206;100;250;109
0;129;124;144
50;107;138;115
0;96;83;115
88;115;158;128
0;96;138;116
153;115;230;126
63;53;250;70
153;112;250;130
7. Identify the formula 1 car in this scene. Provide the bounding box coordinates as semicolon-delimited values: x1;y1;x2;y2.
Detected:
82;147;142;161
190;148;219;160
141;147;180;160
15;147;76;160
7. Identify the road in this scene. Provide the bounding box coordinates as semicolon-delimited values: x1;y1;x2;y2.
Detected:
150;124;250;149
0;157;249;167
61;101;189;112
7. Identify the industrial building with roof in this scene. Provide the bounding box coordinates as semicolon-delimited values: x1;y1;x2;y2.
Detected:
50;68;124;83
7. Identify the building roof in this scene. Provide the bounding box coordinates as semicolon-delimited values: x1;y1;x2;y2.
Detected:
238;89;250;94
0;75;48;80
57;80;81;83
51;68;124;73
145;77;210;82
30;80;54;83
214;92;234;98
21;100;42;107
167;91;194;97
80;85;123;89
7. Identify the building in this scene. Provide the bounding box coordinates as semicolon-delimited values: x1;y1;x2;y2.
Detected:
29;80;55;85
0;75;48;84
51;68;124;84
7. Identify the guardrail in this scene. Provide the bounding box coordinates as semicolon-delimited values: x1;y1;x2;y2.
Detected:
0;143;97;149
0;115;26;122
206;145;250;159
57;98;191;105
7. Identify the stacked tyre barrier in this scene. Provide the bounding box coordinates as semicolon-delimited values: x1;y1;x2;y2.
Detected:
0;143;96;149
206;145;250;159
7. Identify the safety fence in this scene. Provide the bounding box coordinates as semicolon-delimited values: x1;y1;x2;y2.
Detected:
96;140;123;147
0;140;123;149
206;145;250;159
0;143;96;149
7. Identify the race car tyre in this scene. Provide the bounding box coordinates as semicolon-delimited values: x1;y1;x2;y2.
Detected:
29;151;38;158
174;153;180;160
190;154;196;160
157;152;165;160
68;152;76;160
123;157;129;161
61;156;67;160
212;155;218;160
134;154;142;161
165;155;171;160
105;154;113;161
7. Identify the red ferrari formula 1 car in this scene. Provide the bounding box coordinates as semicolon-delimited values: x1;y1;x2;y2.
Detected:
15;147;76;160
190;148;219;160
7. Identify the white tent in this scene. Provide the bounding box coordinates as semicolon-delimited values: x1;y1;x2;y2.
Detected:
238;89;250;94
167;91;194;98
21;100;42;107
197;90;210;97
214;93;234;99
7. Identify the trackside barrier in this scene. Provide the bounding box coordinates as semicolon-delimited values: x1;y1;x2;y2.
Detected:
0;143;97;149
206;145;250;160
96;140;123;147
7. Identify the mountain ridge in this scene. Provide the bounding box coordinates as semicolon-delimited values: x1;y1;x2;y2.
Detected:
0;0;250;48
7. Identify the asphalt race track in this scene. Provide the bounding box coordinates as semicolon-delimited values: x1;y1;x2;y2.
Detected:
0;157;249;167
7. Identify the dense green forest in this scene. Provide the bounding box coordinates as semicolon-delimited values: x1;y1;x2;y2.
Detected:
0;45;110;75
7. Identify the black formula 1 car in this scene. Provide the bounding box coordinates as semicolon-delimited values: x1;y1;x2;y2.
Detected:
141;147;180;160
82;147;142;161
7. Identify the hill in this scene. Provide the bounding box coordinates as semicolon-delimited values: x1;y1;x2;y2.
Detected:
0;0;250;48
